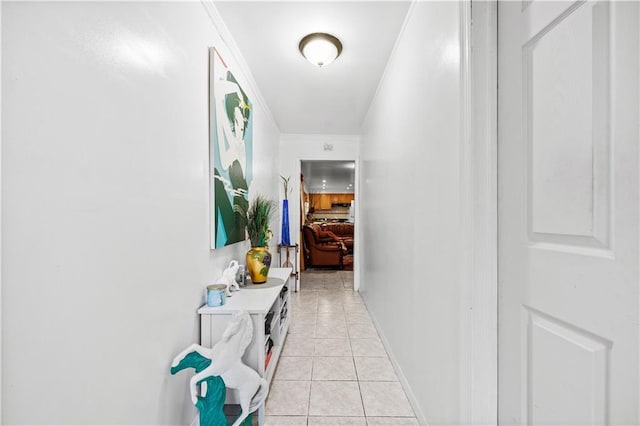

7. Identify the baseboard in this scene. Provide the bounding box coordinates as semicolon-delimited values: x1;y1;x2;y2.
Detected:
366;304;429;426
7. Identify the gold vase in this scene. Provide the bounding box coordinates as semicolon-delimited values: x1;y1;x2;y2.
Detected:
246;246;272;284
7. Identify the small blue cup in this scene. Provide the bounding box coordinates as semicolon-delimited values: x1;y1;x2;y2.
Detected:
207;284;227;307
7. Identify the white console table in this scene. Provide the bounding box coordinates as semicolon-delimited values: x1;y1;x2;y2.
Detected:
198;267;292;425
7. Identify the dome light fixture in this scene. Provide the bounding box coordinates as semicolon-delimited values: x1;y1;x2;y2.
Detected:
299;33;343;68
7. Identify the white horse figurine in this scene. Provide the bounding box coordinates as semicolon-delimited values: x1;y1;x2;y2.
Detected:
214;260;241;297
223;260;241;294
171;310;268;426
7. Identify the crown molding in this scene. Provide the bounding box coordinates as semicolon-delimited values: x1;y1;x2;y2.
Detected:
201;1;280;131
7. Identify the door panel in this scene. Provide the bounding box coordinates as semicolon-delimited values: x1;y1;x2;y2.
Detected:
527;1;610;246
498;1;639;424
525;308;610;425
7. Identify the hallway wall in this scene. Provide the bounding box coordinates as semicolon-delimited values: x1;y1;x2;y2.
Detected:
2;2;279;424
359;2;463;424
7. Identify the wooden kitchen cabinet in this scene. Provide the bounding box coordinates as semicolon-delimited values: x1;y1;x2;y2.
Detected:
310;193;353;210
318;194;331;210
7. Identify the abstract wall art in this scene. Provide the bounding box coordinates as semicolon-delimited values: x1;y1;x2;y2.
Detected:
209;48;253;249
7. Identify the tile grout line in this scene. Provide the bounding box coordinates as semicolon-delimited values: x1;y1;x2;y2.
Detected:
344;275;370;422
277;269;388;424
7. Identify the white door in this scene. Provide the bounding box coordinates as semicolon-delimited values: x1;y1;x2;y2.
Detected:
498;1;639;425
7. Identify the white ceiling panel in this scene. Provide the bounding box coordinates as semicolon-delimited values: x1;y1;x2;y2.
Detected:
214;1;411;134
302;160;355;193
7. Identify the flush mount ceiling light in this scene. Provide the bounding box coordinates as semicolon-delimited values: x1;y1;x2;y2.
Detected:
299;33;343;68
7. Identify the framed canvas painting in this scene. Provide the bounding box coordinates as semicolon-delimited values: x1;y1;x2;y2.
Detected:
209;48;253;249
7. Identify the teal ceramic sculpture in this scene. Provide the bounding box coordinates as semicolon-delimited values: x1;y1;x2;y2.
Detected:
171;352;228;426
171;311;267;426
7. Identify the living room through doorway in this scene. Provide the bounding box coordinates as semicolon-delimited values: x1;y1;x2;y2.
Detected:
300;161;356;276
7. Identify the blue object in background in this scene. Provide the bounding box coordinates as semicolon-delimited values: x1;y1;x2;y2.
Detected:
281;199;290;245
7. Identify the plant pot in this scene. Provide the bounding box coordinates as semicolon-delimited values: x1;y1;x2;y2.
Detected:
246;246;272;284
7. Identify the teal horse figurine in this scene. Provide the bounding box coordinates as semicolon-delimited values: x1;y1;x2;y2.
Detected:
171;351;229;426
171;311;266;426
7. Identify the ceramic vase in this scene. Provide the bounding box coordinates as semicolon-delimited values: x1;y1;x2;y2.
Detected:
281;199;291;246
246;246;272;284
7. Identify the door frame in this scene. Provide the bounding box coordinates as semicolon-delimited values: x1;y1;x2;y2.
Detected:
460;1;498;424
294;156;360;290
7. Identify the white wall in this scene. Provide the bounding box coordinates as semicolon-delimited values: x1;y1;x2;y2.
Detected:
359;2;463;424
0;0;4;419
1;2;279;424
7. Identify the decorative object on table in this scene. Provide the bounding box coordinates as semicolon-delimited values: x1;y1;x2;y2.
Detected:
280;175;292;246
209;47;254;250
235;195;275;284
236;264;247;287
246;247;271;284
212;260;241;297
206;284;228;307
171;310;268;426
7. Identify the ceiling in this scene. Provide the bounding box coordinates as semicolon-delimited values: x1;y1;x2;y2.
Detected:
302;161;355;193
214;1;411;135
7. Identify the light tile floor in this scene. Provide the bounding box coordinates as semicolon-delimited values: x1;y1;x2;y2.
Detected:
264;269;418;426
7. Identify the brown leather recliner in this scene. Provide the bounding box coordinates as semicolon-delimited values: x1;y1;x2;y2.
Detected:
302;224;345;268
320;222;354;254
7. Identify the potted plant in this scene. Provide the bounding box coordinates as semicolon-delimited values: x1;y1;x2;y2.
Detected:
235;195;276;284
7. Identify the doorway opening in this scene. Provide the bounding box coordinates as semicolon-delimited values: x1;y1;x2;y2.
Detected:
300;160;357;284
